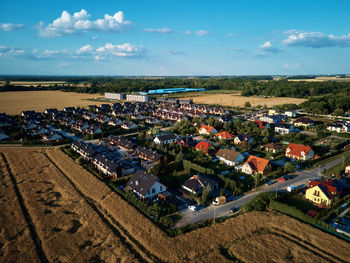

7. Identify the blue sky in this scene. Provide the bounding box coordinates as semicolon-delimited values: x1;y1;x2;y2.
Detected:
0;0;350;75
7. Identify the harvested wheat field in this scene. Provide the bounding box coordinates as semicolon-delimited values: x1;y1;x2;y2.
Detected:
180;93;306;107
0;91;104;115
1;147;349;263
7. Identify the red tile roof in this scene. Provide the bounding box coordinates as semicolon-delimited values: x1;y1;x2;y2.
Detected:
246;155;270;173
199;125;215;133
308;179;342;199
195;141;213;153
286;143;312;158
215;131;233;139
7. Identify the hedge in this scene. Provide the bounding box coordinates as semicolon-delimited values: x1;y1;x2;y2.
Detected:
183;159;214;174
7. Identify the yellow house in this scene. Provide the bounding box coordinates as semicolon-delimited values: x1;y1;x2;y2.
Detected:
305;179;341;207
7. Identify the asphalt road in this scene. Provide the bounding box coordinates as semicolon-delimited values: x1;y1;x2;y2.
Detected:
174;157;343;228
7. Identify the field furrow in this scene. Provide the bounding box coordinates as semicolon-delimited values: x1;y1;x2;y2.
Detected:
2;148;140;263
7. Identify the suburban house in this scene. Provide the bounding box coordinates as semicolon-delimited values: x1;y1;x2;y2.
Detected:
108;118;123;126
92;154;121;180
125;170;166;200
71;121;89;133
84;125;102;135
135;146;163;163
121;121;138;130
275;123;295;134
294;117;314;127
216;148;245;166
106;136;135;150
181;174;218;195
262;143;283;153
198;125;217;135
215;131;234;140
195;141;213;154
241;155;271;175
254;120;271;130
285;143;314;161
285;111;297;117
71;141;96;160
327;121;350;133
234;134;254;145
42;132;63;142
305;179;342;206
154;133;177;145
259;115;280;124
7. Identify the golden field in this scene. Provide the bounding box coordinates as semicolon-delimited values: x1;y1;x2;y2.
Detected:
288;76;350;82
181;93;306;107
1;147;349;263
0;91;104;115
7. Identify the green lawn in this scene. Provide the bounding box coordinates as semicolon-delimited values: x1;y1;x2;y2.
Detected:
279;195;321;214
313;148;350;168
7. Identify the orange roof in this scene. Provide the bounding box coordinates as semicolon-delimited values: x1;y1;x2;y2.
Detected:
286;143;312;157
195;141;213;153
308;179;341;199
199;125;215;133
215;131;233;139
246;155;270;173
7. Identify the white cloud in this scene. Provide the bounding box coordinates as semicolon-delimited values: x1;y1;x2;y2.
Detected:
96;43;146;57
284;63;300;69
166;49;186;55
0;46;25;56
258;41;282;54
76;44;93;54
143;27;172;34
0;23;24;31
37;9;132;37
92;35;99;40
282;30;350;48
195;30;212;36
184;30;192;35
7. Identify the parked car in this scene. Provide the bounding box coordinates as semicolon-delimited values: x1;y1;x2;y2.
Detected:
277;177;286;182
212;196;226;205
188;205;197;212
265;180;277;186
230;207;239;213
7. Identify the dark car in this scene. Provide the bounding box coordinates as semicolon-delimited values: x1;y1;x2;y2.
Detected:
230;207;239;213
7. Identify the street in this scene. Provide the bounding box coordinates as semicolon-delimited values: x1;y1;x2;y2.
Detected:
174;157;343;228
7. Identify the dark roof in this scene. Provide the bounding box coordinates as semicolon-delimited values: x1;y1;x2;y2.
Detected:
182;174;218;193
71;141;96;157
126;170;159;196
237;134;252;141
216;148;242;162
93;154;119;173
275;123;293;129
156;133;177;142
136;146;163;162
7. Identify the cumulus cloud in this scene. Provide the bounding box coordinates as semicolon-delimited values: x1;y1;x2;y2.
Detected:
0;46;25;56
166;49;186;55
37;9;132;37
95;43;146;57
76;44;93;54
259;41;282;53
282;30;350;48
0;23;24;31
143;27;172;34
195;30;212;36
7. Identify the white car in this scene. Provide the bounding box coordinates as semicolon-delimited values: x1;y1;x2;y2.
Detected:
188;205;197;212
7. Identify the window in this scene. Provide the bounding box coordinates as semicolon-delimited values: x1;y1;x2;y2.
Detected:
152;188;155;194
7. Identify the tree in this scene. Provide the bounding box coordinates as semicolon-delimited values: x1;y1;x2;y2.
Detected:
284;162;295;173
201;185;211;205
253;173;262;188
175;152;184;163
245;101;251;108
148;164;161;177
333;108;344;116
